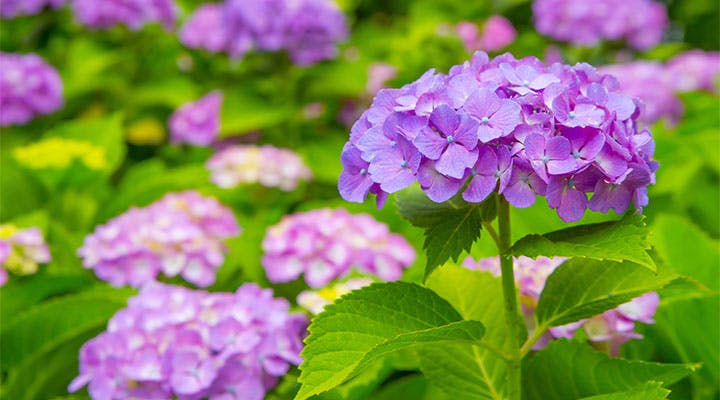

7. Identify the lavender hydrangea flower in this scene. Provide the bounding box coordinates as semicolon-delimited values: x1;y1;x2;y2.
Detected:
0;52;63;127
69;282;307;400
463;256;659;355
262;208;415;287
0;0;63;18
169;90;223;146
532;0;667;50
339;51;657;222
179;0;347;65
78;191;240;288
71;0;177;30
206;144;312;191
0;224;51;286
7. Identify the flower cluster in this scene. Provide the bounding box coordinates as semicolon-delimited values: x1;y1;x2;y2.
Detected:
0;0;63;18
463;256;659;355
169;91;223;146
456;15;516;53
0;52;63;127
207;144;312;191
78;191;240;287
532;0;667;50
600;51;720;125
262;208;415;287
297;278;373;314
0;224;51;286
180;0;347;65
69;282;307;400
14;137;107;170
339;51;657;222
71;0;176;30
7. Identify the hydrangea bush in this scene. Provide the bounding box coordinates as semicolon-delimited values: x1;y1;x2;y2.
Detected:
340;51;657;222
261;208;415;287
78;191;240;287
0;224;51;286
68;282;307;400
0;52;63;126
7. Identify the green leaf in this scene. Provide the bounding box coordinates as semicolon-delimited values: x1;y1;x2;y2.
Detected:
295;282;485;400
523;340;697;400
578;382;670;400
421;264;513;399
220;92;295;136
509;213;656;271
396;190;483;278
0;274;91;320
370;374;453;400
651;215;719;291
0;287;133;369
536;258;675;328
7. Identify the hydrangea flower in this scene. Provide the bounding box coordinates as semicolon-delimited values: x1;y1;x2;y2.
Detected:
169;91;223;146
207;144;312;191
262;208;415;287
456;15;516;53
0;52;63;127
599;61;682;125
13;137;107;170
297;278;372;314
0;224;51;286
69;282;307;400
0;0;63;18
532;0;667;50
71;0;177;30
463;256;659;355
665;50;720;93
180;0;347;65
78;191;240;287
339;51;657;222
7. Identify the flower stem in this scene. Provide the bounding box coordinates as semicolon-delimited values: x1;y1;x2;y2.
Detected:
497;197;522;399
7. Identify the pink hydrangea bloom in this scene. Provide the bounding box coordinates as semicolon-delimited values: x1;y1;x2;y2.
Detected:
169;90;223;146
69;282;307;400
0;52;63;127
456;16;516;53
262;208;415;287
666;50;720;93
206;144;312;191
78;191;240;287
463;256;659;354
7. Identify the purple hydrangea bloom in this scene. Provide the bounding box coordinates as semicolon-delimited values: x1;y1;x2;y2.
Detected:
71;0;177;30
169;90;223;146
665;50;720;93
0;0;63;18
78;191;240;287
532;0;667;50
262;208;415;287
0;52;63;127
206;144;313;191
464;256;659;355
339;51;657;222
179;0;347;65
69;282;307;400
599;61;681;125
0;224;51;286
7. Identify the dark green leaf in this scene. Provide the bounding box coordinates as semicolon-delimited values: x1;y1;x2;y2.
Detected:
523;340;697;400
295;282;485;400
509;214;655;271
396;190;483;278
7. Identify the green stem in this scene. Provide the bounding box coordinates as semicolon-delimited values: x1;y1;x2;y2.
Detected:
497;197;522;399
519;323;548;358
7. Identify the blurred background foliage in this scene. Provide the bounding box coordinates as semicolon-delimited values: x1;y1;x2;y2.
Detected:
0;0;718;399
